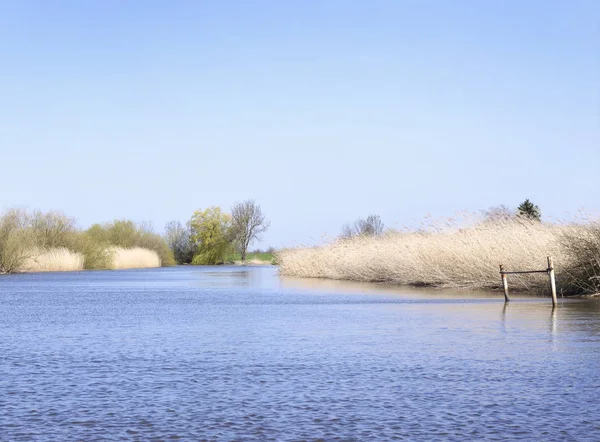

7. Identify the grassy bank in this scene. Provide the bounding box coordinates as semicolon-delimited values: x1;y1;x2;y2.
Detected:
278;218;600;296
0;209;174;273
225;251;276;265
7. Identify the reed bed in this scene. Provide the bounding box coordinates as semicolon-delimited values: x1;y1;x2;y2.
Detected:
109;247;161;270
278;219;592;294
20;248;85;273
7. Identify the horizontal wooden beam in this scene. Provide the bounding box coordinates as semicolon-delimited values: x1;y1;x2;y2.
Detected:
500;270;549;275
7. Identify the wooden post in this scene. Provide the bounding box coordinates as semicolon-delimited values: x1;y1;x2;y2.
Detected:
499;264;510;302
548;256;558;307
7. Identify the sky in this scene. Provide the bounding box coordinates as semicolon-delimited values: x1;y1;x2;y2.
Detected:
0;0;598;248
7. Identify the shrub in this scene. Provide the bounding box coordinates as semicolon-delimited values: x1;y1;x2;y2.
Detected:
164;220;196;264
0;209;36;273
86;220;175;266
69;233;114;270
30;210;78;248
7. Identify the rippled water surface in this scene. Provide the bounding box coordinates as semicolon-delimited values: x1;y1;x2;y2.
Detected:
1;266;599;441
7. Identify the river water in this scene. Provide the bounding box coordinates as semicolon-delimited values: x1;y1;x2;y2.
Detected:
1;266;599;441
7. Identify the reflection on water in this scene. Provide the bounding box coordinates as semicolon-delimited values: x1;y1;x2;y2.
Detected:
0;266;599;441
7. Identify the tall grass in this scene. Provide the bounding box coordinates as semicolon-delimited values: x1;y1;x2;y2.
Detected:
560;221;600;295
109;247;161;269
20;248;84;272
278;218;598;295
0;209;173;273
87;220;175;266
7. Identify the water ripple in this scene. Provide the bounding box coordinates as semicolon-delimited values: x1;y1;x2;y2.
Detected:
1;267;599;440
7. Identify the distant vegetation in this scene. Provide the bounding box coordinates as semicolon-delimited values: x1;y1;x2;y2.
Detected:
164;199;271;265
0;198;272;273
279;200;600;297
341;214;384;239
87;219;175;267
0;209;172;273
225;249;276;265
517;199;542;222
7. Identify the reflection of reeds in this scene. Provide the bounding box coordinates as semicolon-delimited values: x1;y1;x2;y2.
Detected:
20;248;85;272
278;219;591;294
109;247;161;269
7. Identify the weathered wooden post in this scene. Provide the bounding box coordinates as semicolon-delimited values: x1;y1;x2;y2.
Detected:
499;264;510;302
547;256;558;307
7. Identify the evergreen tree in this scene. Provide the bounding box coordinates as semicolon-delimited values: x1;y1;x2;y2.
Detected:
517;199;541;221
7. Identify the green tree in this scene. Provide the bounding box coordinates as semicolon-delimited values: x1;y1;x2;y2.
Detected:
517;199;541;222
189;207;233;265
0;209;35;273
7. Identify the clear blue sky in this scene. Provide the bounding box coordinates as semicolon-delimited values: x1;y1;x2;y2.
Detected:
1;1;598;248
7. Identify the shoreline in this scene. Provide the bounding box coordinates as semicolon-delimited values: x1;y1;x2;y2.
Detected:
277;220;600;298
1;262;276;276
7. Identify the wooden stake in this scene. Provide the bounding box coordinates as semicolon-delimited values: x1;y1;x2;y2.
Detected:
548;256;558;307
500;264;510;302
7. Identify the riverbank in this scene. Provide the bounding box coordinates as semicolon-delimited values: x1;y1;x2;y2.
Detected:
226;251;276;266
278;219;600;296
3;247;162;273
0;209;174;273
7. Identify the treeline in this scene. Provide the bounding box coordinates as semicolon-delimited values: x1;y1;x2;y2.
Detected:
339;199;542;239
0;199;270;273
165;199;270;265
0;209;174;273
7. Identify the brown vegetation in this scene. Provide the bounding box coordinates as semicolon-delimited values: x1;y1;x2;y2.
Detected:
278;218;600;296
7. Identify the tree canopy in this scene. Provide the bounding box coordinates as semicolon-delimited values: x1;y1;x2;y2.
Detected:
517;199;541;222
231;200;270;262
189;207;233;265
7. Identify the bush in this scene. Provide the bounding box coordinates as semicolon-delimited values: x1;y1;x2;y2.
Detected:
0;209;174;272
30;210;78;248
164;221;196;264
69;233;114;270
85;220;175;266
0;209;36;273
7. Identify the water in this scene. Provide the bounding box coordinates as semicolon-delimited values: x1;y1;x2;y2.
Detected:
1;266;599;441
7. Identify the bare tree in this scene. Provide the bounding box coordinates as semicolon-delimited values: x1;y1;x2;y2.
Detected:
482;205;517;223
341;214;384;238
231;200;270;262
30;210;77;248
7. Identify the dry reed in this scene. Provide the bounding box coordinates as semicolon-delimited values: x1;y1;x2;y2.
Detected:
20;248;85;272
278;219;585;294
109;247;161;269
